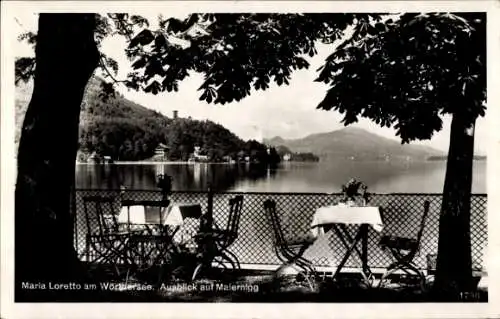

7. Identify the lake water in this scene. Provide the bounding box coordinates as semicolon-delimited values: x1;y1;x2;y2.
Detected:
76;160;487;194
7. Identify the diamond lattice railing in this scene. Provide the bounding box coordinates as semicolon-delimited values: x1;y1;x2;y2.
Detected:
73;189;487;271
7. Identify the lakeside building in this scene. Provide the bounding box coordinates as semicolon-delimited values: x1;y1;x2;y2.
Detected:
102;156;113;164
189;146;209;162
87;152;113;164
152;143;169;161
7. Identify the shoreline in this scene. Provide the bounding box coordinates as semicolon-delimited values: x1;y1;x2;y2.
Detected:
76;161;237;165
75;158;487;165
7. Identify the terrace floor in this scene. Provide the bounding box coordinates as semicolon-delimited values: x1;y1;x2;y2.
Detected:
19;264;488;303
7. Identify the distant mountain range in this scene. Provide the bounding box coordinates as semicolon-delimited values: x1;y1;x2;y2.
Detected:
264;127;445;161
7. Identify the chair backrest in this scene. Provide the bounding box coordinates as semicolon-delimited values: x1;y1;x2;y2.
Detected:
179;204;203;219
415;200;431;249
263;199;286;247
224;195;244;242
82;195;118;235
380;200;430;239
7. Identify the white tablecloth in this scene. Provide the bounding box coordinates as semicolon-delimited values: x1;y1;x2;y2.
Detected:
119;203;202;245
118;205;146;224
161;203;202;226
118;203;202;226
163;203;203;245
311;204;383;236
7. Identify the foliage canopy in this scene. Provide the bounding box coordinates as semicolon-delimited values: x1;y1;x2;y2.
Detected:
16;12;486;144
316;13;486;143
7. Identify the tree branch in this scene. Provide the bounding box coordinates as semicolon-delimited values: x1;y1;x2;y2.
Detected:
98;55;126;84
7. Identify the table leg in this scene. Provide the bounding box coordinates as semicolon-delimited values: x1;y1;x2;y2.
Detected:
360;224;374;286
338;225;364;260
361;224;368;275
332;225;364;280
336;224;373;286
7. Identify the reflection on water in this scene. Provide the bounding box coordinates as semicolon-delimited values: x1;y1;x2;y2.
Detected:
230;160;486;194
76;163;276;191
75;160;486;193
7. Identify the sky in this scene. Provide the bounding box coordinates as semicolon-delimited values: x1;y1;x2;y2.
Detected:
13;11;490;154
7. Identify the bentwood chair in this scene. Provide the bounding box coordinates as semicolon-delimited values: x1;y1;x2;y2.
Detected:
264;199;316;290
192;195;244;280
378;200;430;288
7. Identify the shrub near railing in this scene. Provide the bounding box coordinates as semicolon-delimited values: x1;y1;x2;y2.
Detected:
73;189;487;271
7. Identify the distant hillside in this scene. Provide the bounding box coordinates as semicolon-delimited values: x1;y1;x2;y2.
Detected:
15;77;277;163
15;77;167;147
265;127;444;161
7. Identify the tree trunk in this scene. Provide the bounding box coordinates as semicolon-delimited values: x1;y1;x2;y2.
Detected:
15;14;99;301
433;113;475;298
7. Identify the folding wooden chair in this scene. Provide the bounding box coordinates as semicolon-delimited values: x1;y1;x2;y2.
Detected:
82;195;130;278
192;195;244;280
119;200;181;286
264;199;316;290
378;200;430;288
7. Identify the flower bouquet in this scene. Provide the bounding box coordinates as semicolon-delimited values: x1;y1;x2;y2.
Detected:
340;178;370;206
